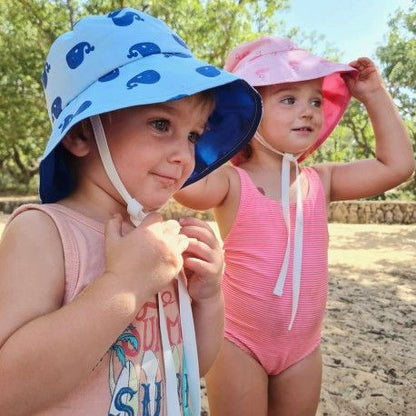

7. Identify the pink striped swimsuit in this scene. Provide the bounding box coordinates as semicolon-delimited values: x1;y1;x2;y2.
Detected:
223;166;328;375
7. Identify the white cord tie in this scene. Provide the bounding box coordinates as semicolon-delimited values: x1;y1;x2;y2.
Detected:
90;115;200;413
90;115;146;226
255;132;304;330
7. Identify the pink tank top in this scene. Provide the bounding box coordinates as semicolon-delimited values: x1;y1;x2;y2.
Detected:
9;204;191;415
223;167;328;365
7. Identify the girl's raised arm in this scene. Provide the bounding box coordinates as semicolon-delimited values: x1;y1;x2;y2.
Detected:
328;58;414;202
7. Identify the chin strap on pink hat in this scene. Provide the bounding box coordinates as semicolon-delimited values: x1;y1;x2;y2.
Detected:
90;114;200;415
225;36;356;330
255;132;303;330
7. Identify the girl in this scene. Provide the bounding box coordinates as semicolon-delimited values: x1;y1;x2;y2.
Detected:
174;36;414;415
0;9;261;415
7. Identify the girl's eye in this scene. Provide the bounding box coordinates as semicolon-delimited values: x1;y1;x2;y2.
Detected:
151;119;169;132
311;99;322;108
188;132;201;144
281;97;295;105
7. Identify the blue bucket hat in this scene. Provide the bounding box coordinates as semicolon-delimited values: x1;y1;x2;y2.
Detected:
39;7;262;203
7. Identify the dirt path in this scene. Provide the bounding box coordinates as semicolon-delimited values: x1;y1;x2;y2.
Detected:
1;216;414;415
317;224;415;415
201;222;416;416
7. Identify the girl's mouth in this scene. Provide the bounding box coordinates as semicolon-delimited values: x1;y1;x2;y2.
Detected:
293;127;312;132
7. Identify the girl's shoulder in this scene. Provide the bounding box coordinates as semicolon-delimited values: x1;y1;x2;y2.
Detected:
305;163;332;202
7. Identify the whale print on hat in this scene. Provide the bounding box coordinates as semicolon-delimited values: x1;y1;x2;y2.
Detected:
40;7;262;203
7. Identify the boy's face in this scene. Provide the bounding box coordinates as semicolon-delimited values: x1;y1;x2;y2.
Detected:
101;95;213;211
257;78;324;156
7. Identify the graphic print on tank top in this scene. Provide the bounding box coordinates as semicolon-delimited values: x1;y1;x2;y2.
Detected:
107;286;191;415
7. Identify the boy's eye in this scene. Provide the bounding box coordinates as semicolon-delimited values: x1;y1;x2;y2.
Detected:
281;97;295;105
311;99;322;108
151;119;169;132
188;132;201;144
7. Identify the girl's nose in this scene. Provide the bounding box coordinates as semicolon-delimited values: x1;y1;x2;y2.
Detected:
300;102;313;118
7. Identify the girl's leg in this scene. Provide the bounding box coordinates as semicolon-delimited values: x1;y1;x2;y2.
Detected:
268;346;322;416
205;338;268;416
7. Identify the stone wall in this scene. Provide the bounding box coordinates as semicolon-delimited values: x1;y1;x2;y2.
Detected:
163;199;416;225
328;200;416;224
1;197;415;224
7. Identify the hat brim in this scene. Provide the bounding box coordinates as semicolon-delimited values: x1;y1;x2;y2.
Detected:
238;62;354;162
225;36;356;162
299;71;352;162
40;54;262;202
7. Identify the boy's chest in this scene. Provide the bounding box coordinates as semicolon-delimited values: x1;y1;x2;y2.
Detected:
107;284;186;415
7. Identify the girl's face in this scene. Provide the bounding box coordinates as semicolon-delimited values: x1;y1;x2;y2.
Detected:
101;94;213;211
257;78;324;156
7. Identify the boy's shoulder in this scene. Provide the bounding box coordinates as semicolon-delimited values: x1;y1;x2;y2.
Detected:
4;204;63;251
8;203;57;229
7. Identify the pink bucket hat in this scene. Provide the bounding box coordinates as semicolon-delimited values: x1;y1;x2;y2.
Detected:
224;36;356;161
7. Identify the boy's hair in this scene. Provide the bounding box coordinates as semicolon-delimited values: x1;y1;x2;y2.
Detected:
64;88;215;145
39;8;262;203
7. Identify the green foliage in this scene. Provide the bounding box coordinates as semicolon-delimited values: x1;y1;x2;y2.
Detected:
0;0;72;194
377;2;416;119
309;2;416;201
376;2;416;199
83;0;288;66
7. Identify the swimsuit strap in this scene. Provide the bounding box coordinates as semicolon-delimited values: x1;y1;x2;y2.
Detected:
91;115;201;413
255;132;303;330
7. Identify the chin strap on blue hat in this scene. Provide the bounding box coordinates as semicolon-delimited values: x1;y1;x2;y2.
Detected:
90;114;200;415
254;132;303;331
90;115;147;226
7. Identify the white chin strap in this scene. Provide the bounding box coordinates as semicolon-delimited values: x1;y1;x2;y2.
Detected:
255;132;303;331
90;115;146;226
90;115;200;415
90;115;172;228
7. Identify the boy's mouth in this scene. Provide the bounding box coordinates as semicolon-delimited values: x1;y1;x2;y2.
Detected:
152;172;180;187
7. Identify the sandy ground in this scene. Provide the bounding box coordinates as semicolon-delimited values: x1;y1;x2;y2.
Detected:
1;215;414;415
201;222;416;416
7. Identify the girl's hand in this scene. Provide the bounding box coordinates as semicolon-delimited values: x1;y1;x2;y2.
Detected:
343;57;386;104
178;217;224;304
104;213;189;302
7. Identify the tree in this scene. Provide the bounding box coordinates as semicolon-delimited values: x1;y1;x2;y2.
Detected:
377;1;416;119
376;1;415;199
0;0;72;193
310;2;416;200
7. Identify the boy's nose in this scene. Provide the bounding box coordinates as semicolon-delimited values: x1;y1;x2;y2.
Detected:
169;136;194;165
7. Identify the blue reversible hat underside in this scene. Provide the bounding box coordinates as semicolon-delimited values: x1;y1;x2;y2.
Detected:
39;8;262;203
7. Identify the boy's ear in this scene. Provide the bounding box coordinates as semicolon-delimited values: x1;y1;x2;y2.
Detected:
61;121;93;157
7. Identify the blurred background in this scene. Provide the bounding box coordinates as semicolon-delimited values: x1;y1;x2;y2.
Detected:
0;0;414;199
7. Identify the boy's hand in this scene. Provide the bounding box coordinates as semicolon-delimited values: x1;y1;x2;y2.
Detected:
178;217;224;303
343;57;386;104
104;213;189;301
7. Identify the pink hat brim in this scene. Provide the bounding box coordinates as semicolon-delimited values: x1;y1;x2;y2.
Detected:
225;36;356;162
